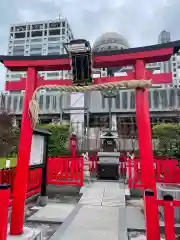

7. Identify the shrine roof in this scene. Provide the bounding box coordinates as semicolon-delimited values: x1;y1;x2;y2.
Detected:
0;40;180;71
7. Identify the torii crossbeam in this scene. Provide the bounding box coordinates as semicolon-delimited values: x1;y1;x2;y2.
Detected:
0;40;180;238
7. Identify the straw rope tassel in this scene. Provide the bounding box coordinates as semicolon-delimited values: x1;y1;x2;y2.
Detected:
29;79;152;129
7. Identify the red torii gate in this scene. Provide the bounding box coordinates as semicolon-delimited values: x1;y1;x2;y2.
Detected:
0;40;180;238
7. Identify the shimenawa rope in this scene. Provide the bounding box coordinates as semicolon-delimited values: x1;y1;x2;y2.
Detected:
29;79;152;129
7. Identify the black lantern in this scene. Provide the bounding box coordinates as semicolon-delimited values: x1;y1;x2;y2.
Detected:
64;39;92;85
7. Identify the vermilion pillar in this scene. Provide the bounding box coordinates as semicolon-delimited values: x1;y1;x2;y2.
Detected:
0;184;10;240
163;195;175;240
10;68;37;235
144;189;160;240
135;60;156;190
135;60;160;240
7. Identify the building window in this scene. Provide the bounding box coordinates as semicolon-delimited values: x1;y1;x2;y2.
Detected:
7;96;11;110
59;95;62;109
47;72;59;77
148;92;151;108
15;32;25;39
122;92;127;109
52;96;57;110
13;96;18;112
19;96;24;110
49;29;60;36
153;90;159;108
39;95;44;110
115;92;120;108
160;90;168;108
49;22;61;28
31;31;43;37
48;52;60;55
31;38;42;43
102;95;105;108
130;91;135;109
173;63;176;66
169;89;176;107
46;96;50;109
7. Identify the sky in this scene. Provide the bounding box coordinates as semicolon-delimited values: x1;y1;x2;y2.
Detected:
0;0;180;90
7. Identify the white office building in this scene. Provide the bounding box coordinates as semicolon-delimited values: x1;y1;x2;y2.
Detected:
7;18;74;81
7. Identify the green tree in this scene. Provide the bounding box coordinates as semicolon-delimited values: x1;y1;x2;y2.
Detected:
0;94;20;157
152;123;180;159
38;123;71;156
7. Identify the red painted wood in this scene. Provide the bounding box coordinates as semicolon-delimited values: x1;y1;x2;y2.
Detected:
5;77;73;91
0;185;10;240
5;71;172;91
135;60;160;240
144;191;160;240
3;47;173;71
164;201;176;240
10;68;37;235
3;58;71;71
47;157;84;186
93;48;173;68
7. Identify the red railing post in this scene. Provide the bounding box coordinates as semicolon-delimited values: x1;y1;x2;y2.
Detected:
80;157;84;186
163;195;175;240
128;157;132;189
144;189;160;240
0;184;10;240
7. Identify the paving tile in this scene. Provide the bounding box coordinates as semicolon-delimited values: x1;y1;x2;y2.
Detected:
27;203;75;223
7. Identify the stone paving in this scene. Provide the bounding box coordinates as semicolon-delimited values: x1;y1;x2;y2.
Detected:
27;203;75;224
50;181;128;240
23;188;81;239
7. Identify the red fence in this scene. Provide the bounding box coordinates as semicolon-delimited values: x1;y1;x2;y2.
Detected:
127;157;180;189
47;156;84;186
0;155;84;204
0;167;42;206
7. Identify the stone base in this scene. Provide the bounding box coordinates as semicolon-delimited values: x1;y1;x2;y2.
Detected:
37;196;48;206
7;227;43;240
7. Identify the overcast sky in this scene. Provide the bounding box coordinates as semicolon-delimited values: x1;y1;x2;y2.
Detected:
0;0;180;90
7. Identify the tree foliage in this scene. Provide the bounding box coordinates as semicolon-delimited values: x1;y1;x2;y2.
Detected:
152;123;180;159
38;123;71;157
0;96;19;157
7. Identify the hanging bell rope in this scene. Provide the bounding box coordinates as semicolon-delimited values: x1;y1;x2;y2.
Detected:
29;79;152;129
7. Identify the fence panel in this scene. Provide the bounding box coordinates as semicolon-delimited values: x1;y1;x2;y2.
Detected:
47;156;84;186
127;157;180;189
0;167;42;199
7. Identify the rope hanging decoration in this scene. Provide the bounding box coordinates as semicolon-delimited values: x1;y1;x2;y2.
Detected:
29;79;152;129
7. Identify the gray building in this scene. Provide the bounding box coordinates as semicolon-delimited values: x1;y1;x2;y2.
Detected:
158;30;180;87
4;28;180;128
7;18;74;82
